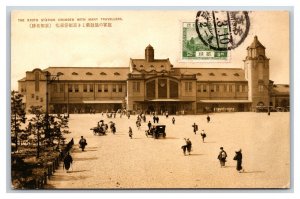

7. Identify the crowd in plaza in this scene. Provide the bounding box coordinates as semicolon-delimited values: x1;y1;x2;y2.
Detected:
63;110;244;174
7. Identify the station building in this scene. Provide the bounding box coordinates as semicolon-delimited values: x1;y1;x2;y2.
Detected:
18;36;290;114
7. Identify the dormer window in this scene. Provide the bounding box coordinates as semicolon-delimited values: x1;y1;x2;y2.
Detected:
100;72;107;75
114;72;120;75
222;73;227;76
57;72;64;76
209;73;215;76
150;65;154;68
140;65;144;68
196;73;202;76
72;72;78;75
86;72;92;75
161;65;164;68
234;73;240;76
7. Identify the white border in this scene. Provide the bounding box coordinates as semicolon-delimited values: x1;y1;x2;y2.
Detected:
2;0;299;199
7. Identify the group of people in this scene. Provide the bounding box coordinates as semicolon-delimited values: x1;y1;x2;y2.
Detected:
63;136;88;173
217;147;244;173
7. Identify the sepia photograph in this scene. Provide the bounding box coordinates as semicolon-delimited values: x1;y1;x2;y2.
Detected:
10;9;290;189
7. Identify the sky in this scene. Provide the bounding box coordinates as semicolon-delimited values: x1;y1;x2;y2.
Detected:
11;10;290;90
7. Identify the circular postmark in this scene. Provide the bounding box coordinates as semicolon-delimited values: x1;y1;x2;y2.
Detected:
195;11;250;51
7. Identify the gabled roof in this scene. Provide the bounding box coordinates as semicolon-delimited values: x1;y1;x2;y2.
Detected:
175;68;246;82
43;67;129;81
130;58;172;73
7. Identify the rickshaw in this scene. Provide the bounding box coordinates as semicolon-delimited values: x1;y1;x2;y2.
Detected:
145;125;166;139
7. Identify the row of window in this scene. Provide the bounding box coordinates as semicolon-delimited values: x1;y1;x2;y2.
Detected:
31;94;43;102
197;84;248;93
52;84;125;93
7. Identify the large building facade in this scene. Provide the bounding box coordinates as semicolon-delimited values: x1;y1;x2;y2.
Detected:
18;36;289;114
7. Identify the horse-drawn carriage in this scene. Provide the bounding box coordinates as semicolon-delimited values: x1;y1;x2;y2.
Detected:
90;120;108;135
145;125;166;139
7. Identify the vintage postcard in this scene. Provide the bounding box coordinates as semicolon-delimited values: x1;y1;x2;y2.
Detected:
10;9;290;189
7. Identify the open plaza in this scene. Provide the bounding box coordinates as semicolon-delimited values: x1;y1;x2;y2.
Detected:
43;112;290;189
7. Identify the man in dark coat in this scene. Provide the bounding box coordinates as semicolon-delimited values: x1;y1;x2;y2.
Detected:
217;147;227;168
147;121;152;130
233;149;243;172
207;115;210;123
79;136;87;151
186;138;192;155
63;152;73;173
192;123;198;134
172;117;175;125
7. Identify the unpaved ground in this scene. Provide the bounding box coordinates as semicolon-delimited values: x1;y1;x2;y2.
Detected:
44;112;290;189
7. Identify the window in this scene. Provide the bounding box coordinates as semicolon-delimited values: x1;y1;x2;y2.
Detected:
36;96;39;100
197;84;201;92
114;72;120;75
258;85;264;92
118;84;123;92
100;72;107;75
31;94;34;98
57;72;64;76
52;84;58;92
35;72;39;92
98;84;102;92
83;84;88;92
216;85;219;92
234;73;240;76
40;98;43;102
210;85;215;92
236;85;240;92
72;72;78;75
185;82;192;92
229;85;233;92
112;85;117;92
222;73;227;76
89;84;94;92
86;72;92;75
196;73;202;76
104;84;108;92
74;84;79;92
203;85;207;92
209;73;215;76
133;82;140;92
60;84;64;92
68;84;73;92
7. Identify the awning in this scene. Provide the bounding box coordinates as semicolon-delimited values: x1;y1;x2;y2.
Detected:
145;99;194;102
82;100;123;104
198;100;252;103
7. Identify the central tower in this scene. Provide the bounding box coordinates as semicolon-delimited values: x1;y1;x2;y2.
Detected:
145;44;154;62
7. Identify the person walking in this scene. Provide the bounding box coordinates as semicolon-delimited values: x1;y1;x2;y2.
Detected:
147;121;152;130
207;115;210;123
181;138;187;155
128;127;133;139
186;138;192;155
79;136;87;151
200;130;206;142
172;117;175;125
217;147;227;168
233;149;244;173
63;152;73;173
192;123;198;134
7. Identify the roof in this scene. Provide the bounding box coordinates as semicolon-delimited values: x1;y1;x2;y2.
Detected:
18;77;26;82
43;67;129;81
175;68;246;82
247;36;266;49
130;58;172;73
272;84;290;95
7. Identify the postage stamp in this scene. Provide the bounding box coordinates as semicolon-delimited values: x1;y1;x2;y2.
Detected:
195;11;250;51
181;21;229;62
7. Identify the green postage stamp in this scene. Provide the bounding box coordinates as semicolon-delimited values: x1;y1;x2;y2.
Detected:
181;22;229;62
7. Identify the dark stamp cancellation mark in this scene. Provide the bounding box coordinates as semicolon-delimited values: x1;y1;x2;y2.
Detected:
195;11;250;51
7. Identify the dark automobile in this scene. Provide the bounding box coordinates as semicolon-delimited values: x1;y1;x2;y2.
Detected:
145;125;166;139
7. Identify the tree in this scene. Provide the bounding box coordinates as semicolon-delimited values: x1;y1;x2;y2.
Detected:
28;106;45;158
11;91;26;151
